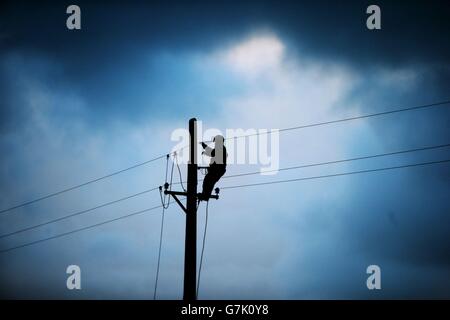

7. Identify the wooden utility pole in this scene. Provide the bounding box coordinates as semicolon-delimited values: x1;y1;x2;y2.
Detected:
164;118;218;301
184;117;198;300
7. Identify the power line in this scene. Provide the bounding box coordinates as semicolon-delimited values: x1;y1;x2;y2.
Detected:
0;154;168;215
175;153;186;192
0;204;167;254
1;159;448;254
224;100;450;141
0;187;159;239
153;204;166;300
197;201;209;299
6;142;446;239
154;155;174;300
221;159;450;190
2;99;448;215
160;156;175;210
221;143;450;179
170;142;450;184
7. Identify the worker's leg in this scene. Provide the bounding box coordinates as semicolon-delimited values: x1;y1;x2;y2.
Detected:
201;172;217;200
200;168;226;200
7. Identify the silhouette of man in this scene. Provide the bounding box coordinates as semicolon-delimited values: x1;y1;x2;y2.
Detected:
199;135;227;201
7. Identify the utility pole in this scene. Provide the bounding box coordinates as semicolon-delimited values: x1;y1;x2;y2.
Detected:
184;117;198;301
163;118;219;301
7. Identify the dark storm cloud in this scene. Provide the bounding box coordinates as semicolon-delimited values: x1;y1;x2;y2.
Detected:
2;1;450;66
0;61;23;133
1;0;450;124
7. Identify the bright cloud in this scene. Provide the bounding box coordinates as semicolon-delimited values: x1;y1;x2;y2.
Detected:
209;33;361;167
220;34;285;77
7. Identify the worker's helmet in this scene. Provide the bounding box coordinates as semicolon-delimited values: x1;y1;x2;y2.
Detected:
213;135;224;144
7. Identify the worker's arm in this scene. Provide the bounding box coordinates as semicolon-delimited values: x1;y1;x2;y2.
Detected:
199;142;213;156
203;146;213;156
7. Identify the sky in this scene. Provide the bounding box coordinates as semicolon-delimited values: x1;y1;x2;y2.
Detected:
0;0;449;299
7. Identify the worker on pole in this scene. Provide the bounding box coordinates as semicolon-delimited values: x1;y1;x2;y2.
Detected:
198;135;227;201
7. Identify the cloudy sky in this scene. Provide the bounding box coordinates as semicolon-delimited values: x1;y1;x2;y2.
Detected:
0;0;449;299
